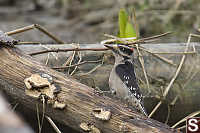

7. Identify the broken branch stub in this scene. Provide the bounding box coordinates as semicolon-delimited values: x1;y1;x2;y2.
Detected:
0;30;18;47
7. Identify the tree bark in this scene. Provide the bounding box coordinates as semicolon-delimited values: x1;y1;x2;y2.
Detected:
0;32;178;133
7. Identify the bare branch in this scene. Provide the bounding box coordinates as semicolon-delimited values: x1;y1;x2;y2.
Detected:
6;24;65;44
29;48;109;56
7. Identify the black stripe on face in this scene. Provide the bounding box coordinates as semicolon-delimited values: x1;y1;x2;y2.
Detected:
104;44;120;55
118;45;133;56
122;56;130;60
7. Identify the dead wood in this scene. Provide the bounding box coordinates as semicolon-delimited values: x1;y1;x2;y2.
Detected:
0;31;178;133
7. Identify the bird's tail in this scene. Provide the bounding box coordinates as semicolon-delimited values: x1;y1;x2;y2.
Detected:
138;102;148;117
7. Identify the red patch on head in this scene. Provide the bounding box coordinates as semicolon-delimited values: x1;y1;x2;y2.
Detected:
130;48;134;51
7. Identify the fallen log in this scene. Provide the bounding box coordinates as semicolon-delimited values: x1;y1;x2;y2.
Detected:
0;33;177;132
16;43;200;126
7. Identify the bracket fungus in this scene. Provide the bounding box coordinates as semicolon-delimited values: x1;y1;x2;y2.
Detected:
24;73;66;109
92;108;111;121
24;73;56;99
80;122;101;133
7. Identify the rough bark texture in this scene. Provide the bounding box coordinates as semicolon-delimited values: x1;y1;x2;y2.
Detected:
0;32;178;133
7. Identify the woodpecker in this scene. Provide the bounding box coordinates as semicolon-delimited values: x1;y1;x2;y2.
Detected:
104;44;148;116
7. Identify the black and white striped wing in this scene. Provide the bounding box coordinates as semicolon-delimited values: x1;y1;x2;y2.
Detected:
115;61;142;100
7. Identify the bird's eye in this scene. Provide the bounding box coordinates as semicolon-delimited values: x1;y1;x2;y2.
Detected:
119;46;133;55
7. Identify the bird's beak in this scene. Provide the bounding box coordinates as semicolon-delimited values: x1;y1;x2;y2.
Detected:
104;44;118;51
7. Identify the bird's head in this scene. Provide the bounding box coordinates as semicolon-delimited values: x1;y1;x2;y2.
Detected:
104;44;134;63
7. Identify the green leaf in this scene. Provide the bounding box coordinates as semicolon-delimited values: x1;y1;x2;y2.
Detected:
125;21;137;38
118;9;128;38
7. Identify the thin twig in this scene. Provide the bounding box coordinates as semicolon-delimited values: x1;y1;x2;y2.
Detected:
45;53;50;65
151;51;196;54
170;96;179;106
148;33;192;118
190;33;200;38
139;47;177;66
68;49;77;75
80;64;102;76
66;43;82;75
6;25;36;35
29;48;109;56
172;110;200;128
41;96;45;133
52;60;102;69
36;96;46;133
40;96;46;133
136;44;150;90
176;125;186;130
104;34;136;41
62;55;73;67
36;104;41;133
11;103;19;111
138;32;172;42
131;8;150;91
17;41;41;44
165;105;171;124
137;76;146;85
79;59;104;76
192;43;196;53
45;116;62;133
102;32;172;45
6;24;65;44
40;44;58;60
103;34;135;44
70;45;82;75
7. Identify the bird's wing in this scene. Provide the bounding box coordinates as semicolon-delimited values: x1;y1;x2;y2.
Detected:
115;61;142;100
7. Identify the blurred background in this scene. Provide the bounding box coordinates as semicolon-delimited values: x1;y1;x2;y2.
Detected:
1;0;200;132
0;0;200;43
